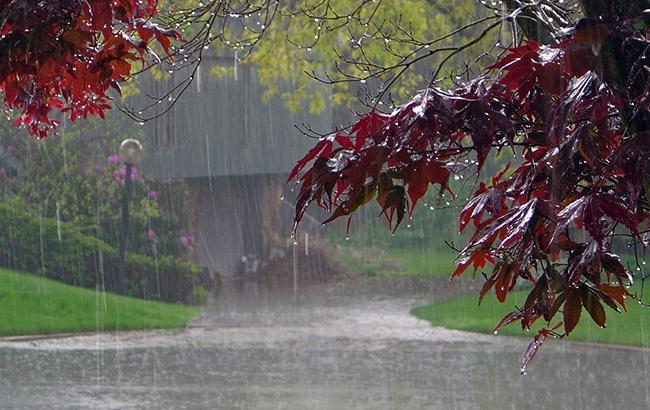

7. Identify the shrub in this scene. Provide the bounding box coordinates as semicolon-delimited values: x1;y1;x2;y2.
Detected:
188;286;210;306
0;200;202;303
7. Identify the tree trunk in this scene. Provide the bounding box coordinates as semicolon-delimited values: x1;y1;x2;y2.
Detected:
504;0;556;44
258;175;285;260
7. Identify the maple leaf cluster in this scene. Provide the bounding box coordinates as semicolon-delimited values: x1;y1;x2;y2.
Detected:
290;18;649;371
0;0;180;137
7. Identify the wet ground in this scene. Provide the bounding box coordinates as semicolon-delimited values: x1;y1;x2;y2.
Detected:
0;276;649;409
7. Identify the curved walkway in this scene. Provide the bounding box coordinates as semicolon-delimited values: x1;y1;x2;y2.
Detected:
0;277;648;409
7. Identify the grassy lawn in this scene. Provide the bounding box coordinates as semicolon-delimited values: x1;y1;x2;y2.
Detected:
411;285;650;346
0;268;201;337
336;245;457;278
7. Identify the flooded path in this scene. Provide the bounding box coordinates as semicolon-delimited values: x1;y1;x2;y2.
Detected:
0;276;649;409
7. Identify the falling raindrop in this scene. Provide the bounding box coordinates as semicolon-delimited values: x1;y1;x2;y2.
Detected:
55;202;62;241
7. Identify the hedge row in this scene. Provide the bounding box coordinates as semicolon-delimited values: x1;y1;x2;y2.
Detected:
0;202;205;304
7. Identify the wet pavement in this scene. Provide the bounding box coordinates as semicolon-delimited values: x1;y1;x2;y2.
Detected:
0;276;649;409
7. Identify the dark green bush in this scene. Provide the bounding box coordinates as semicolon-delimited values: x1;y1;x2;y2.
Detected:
0;201;203;303
188;286;210;306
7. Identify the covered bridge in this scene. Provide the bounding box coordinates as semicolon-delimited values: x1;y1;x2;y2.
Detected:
140;57;335;277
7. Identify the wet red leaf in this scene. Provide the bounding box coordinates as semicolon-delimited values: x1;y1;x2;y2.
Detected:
581;286;607;328
521;330;546;375
563;287;582;335
493;310;524;334
0;0;180;137
287;139;333;183
595;284;630;312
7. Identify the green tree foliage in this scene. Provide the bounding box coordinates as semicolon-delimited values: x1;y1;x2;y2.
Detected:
242;1;490;113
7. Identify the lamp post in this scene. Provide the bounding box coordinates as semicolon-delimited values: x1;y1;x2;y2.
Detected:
116;139;143;294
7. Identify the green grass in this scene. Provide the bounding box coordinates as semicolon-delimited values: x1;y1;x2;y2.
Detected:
411;285;650;346
0;268;201;337
336;246;457;278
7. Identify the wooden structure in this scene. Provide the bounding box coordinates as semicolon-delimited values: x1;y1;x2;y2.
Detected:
140;58;334;276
